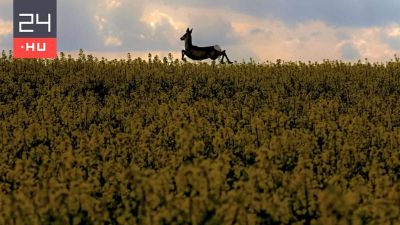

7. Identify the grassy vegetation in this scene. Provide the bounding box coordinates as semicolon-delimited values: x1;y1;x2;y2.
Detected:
0;50;399;224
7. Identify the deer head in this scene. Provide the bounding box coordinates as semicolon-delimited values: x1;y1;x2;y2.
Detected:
180;28;193;41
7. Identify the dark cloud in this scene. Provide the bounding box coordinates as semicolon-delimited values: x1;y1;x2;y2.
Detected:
340;43;360;60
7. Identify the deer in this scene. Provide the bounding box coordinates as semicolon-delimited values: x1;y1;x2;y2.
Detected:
180;28;233;64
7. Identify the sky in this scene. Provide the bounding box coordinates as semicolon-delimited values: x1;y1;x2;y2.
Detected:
1;0;400;62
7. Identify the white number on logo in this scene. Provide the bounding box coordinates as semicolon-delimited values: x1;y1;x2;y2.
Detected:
19;14;34;33
36;14;51;32
19;13;51;33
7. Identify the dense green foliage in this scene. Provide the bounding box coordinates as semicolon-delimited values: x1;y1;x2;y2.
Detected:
0;50;400;224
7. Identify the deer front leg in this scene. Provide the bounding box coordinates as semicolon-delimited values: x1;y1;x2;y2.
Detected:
181;50;186;60
223;50;233;64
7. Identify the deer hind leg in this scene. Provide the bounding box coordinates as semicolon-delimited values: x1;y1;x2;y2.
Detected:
219;51;226;64
220;55;225;64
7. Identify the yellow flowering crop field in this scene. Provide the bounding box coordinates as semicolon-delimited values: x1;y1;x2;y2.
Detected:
0;51;399;224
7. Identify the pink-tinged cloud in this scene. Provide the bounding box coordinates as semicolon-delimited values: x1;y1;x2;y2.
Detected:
135;4;398;62
0;19;12;36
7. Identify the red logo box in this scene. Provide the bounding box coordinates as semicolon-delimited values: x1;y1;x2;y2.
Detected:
14;38;57;58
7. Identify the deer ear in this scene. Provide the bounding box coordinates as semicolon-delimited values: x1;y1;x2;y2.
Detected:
186;28;190;32
190;28;193;33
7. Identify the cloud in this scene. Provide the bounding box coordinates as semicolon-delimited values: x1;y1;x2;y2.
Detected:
104;35;122;46
229;15;344;61
141;10;185;31
0;18;12;50
86;1;400;61
256;0;400;27
0;1;12;21
0;19;12;36
166;0;400;27
140;5;250;60
381;24;400;51
334;27;396;61
186;15;237;47
339;43;361;60
58;0;105;51
92;0;179;51
105;0;122;10
0;1;12;50
229;12;398;62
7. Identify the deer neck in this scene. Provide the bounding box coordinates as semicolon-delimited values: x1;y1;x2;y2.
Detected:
185;35;192;50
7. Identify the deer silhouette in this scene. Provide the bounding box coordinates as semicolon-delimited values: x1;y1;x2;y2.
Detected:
180;28;233;64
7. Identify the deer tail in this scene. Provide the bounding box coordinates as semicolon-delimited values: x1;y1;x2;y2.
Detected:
214;45;222;52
